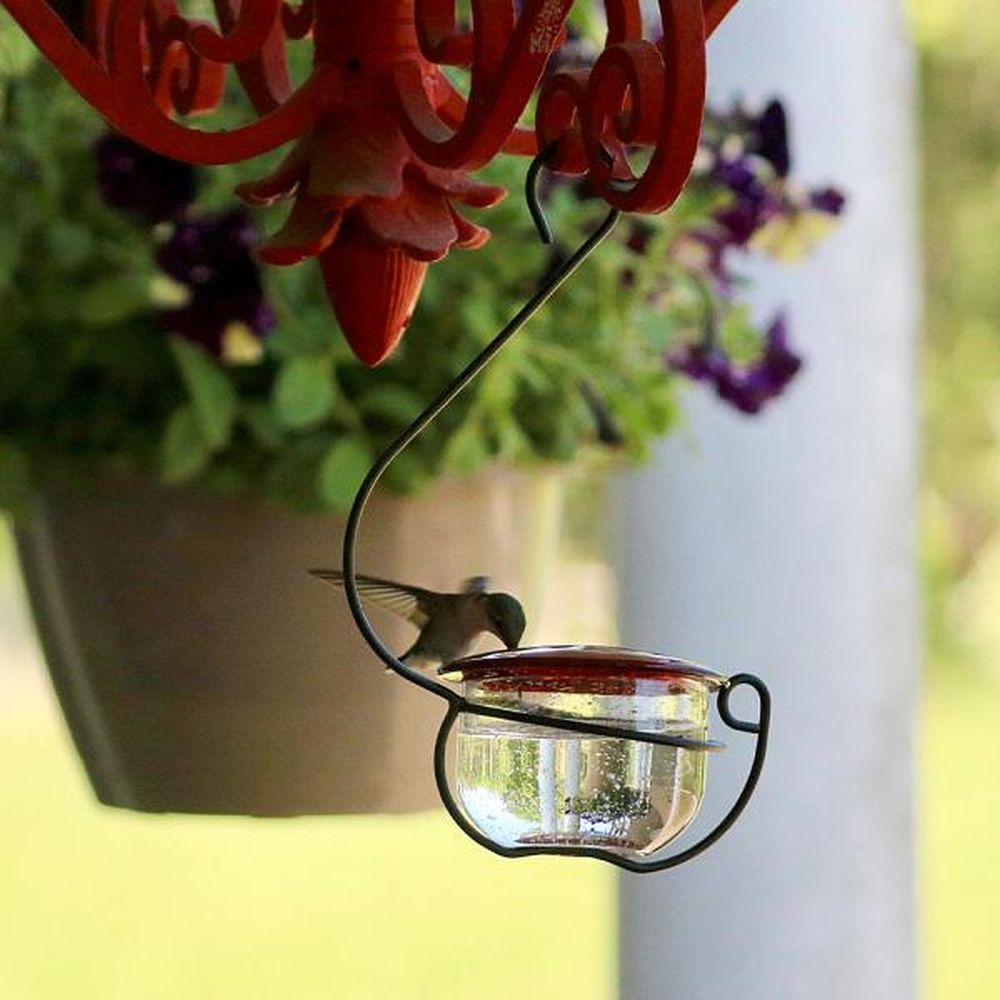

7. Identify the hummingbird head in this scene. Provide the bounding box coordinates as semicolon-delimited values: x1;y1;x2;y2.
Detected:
484;593;526;650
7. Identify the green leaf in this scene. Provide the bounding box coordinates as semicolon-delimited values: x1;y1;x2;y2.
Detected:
161;406;211;484
493;418;531;461
0;235;19;293
357;385;425;426
442;423;489;476
459;297;497;338
719;305;761;363
78;273;151;328
169;337;239;450
273;355;336;430
0;13;39;79
517;362;556;394
317;437;373;511
478;364;517;411
241;402;284;451
0;439;31;520
264;432;330;511
381;449;431;496
45;220;93;269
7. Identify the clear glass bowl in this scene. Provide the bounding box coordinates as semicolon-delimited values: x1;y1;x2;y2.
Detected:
441;646;726;859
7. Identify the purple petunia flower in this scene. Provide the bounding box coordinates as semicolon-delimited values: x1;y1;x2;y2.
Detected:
687;230;731;285
668;340;717;382
750;100;791;178
711;154;782;245
714;200;765;246
668;314;803;416
706;99;792;179
156;211;261;291
95;132;196;224
712;157;763;195
160;295;277;357
156;210;275;357
810;186;847;217
625;221;656;255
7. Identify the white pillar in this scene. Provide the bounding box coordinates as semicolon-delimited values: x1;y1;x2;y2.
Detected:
617;2;920;998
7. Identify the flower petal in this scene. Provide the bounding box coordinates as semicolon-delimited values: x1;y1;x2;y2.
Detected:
257;197;344;265
420;164;507;208
357;171;458;262
235;141;310;206
320;230;429;366
448;205;491;250
307;110;409;200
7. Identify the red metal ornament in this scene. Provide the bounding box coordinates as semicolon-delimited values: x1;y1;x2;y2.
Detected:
2;0;743;364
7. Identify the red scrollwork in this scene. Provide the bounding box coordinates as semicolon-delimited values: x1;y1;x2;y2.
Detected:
392;0;574;169
1;0;743;363
536;1;710;214
5;0;330;161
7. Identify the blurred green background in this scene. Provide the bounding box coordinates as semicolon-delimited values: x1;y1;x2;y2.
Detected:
913;1;1000;997
0;516;618;1000
2;3;1000;998
0;669;614;1000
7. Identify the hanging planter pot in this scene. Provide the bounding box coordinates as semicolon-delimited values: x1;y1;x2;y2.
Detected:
14;467;578;817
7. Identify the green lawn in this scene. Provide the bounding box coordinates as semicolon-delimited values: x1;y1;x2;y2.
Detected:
0;682;614;1000
5;670;1000;999
922;673;1000;999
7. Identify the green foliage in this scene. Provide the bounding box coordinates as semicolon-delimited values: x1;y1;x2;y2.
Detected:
78;273;152;328
0;11;37;81
169;337;239;450
0;31;828;517
0;438;30;518
273;355;336;430
161;406;212;483
909;0;1000;678
318;437;374;509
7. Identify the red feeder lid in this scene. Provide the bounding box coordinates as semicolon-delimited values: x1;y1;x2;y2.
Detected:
440;645;727;692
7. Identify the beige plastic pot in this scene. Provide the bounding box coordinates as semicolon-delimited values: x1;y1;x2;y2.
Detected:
15;468;583;817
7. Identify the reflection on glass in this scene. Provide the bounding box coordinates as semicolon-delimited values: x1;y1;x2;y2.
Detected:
447;650;721;859
456;717;707;857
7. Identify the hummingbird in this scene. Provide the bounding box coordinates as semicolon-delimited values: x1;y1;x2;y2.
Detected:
309;570;527;670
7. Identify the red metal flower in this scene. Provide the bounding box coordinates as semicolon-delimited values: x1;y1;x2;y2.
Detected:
4;0;745;363
236;107;505;365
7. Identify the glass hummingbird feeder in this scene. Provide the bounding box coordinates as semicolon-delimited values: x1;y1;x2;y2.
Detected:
451;650;717;859
2;0;771;869
337;162;772;873
437;647;769;868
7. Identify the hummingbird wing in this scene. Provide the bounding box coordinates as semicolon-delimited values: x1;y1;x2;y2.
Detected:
308;570;439;628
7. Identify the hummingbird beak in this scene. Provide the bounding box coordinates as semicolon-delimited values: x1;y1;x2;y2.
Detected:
485;594;527;651
494;615;526;651
498;627;520;651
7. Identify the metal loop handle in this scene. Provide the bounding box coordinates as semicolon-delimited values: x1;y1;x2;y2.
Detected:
719;672;769;734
